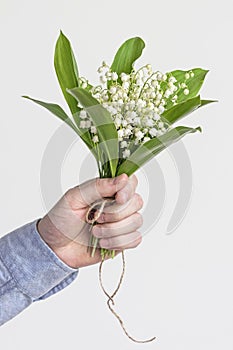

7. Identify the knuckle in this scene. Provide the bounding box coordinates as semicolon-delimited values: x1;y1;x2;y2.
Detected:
125;232;142;249
134;212;143;227
132;174;138;187
95;178;102;192
64;188;75;206
132;232;142;247
135;193;144;209
64;188;73;199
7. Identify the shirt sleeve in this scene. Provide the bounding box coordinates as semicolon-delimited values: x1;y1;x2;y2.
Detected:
0;220;79;326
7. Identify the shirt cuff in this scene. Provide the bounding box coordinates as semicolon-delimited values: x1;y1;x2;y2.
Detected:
0;220;79;300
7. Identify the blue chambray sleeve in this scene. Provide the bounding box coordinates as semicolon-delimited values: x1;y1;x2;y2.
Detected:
0;220;79;326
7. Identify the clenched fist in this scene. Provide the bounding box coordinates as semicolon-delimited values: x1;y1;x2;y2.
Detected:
37;174;143;268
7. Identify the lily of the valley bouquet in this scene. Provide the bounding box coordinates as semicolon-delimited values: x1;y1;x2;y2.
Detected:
24;32;214;343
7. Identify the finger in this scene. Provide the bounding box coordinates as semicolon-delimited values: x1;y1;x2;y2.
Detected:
92;212;143;238
115;174;138;204
99;231;142;250
67;173;128;208
97;193;143;223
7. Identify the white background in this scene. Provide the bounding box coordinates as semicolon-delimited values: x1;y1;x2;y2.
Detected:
0;0;232;349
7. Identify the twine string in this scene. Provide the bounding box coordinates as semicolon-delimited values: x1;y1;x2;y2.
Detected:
86;198;156;344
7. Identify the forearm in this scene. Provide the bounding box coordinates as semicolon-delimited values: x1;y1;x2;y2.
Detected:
0;220;78;326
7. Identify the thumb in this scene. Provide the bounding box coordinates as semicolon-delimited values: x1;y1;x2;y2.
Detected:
71;174;129;207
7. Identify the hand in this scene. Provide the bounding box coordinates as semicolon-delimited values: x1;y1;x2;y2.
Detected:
37;174;143;268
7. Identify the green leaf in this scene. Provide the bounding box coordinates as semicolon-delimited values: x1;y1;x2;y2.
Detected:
117;126;201;176
22;96;94;151
200;99;217;107
162;96;217;125
68;88;119;177
54;31;80;115
110;37;145;79
163;68;209;110
172;68;208;102
22;96;78;132
162;96;201;124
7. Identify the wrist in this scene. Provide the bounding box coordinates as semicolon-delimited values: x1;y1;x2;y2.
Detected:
36;218;78;268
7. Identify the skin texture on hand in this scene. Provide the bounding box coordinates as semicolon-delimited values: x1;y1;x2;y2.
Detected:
37;174;143;268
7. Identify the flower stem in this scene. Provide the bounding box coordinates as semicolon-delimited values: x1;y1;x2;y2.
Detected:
91;236;99;257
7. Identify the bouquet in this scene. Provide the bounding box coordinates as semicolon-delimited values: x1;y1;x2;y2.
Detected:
24;31;214;343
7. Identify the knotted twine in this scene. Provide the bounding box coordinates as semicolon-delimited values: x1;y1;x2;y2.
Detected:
86;198;156;344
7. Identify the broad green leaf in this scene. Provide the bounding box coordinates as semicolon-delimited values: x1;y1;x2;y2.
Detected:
68;87;119;177
110;37;145;79
22;96;94;151
117;126;201;176
162;96;201;124
54;31;80;115
162;96;217;125
172;68;208;102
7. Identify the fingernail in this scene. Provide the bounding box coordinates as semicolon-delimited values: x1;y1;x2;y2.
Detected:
113;173;128;185
97;214;105;223
100;239;108;248
113;176;119;185
92;226;101;237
